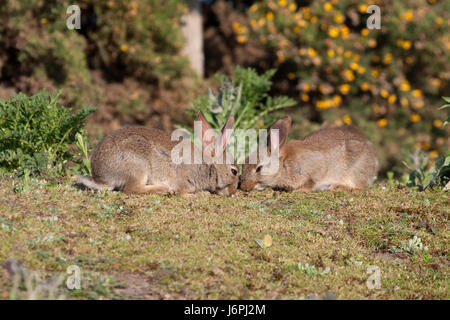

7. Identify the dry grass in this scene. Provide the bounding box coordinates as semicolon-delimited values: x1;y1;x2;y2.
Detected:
0;175;448;299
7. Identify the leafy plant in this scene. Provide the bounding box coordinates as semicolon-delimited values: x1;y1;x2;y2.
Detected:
400;236;428;255
74;132;93;176
405;97;450;190
405;150;450;191
185;67;296;161
297;262;330;276
440;96;450;126
0;90;96;177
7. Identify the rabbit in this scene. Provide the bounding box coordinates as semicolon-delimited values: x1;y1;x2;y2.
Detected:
75;112;239;196
240;116;378;192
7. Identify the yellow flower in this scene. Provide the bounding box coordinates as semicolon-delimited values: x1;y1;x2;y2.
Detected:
339;84;350;95
303;84;311;92
360;82;370;91
323;3;333;11
371;68;380;77
311;16;318;23
279;0;287;7
266;12;274;20
422;142;430;150
402;40;411;50
349;62;358;70
302;8;311;19
308;47;317;57
388;94;397;104
289;3;297;12
288;72;295;80
120;45;128;52
340;26;350;38
41;18;48;24
344;69;355;81
334;14;344;24
249;3;258;12
433;119;442;128
429;150;439;159
357;66;365;74
301;93;310;102
250;19;258;28
353;54;360;62
258;18;266;27
361;28;369;36
293;26;301;33
400;98;409;107
343;115;352;124
402;10;413;21
383;53;392;64
232;21;240;32
368;39;377;48
344;51;352;59
380;89;389;98
316;99;337;109
412;89;422;97
400;80;411;91
410;113;421;122
328;27;339;38
327;49;335;58
333;95;342;106
377;118;388;127
359;4;368;13
405;57;413;64
237;35;248;43
436;17;444;25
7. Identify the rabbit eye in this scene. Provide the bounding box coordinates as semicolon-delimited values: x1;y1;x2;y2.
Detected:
256;165;263;173
231;168;238;176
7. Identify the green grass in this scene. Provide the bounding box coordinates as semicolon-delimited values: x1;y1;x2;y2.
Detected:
0;176;448;299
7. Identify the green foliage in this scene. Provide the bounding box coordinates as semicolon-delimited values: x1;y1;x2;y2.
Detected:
297;262;330;276
0;90;96;176
440;96;450;126
189;66;295;130
74;132;93;176
89;0;189;83
405;97;450;190
405;150;450;191
186;67;296;161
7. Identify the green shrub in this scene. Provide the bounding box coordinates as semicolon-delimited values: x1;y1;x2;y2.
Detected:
0;90;96;176
405;97;449;190
185;66;296;161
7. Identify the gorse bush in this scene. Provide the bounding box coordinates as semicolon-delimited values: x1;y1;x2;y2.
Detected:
232;0;450;173
0;90;96;176
0;0;190;117
185;66;296;161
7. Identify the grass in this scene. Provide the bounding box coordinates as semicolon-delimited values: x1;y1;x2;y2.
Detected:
0;175;448;300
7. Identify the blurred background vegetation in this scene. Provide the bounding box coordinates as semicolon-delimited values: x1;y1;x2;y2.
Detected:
0;0;449;178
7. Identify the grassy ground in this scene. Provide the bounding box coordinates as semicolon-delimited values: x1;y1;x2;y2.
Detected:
0;175;448;300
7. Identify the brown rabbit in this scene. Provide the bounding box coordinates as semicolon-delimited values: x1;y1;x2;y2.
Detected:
240;116;378;192
75;112;239;196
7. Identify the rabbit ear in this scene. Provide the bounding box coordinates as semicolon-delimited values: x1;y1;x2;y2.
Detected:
268;116;291;152
219;116;234;151
197;111;215;146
